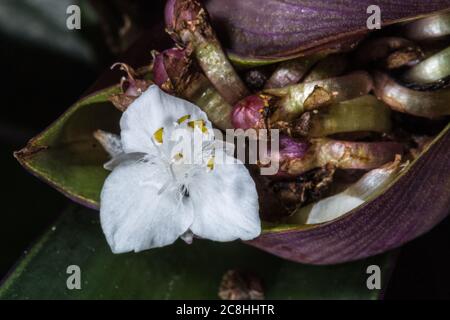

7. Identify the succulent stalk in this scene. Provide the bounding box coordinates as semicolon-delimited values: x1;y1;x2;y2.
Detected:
268;135;403;177
265;71;374;122
403;11;450;41
299;95;392;137
264;55;321;89
403;46;450;84
153;48;233;130
165;0;249;105
373;71;450;119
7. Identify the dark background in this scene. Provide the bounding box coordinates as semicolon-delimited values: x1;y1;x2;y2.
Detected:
1;0;449;299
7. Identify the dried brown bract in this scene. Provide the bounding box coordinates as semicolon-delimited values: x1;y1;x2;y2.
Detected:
272;164;336;212
109;62;152;111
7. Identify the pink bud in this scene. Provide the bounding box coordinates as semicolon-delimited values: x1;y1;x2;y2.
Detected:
164;0;176;30
231;95;267;130
165;0;199;37
153;48;188;92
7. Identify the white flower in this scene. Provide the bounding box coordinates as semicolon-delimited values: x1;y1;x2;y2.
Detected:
97;85;261;253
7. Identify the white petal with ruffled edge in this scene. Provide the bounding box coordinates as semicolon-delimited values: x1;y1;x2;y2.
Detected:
100;158;194;253
188;150;261;242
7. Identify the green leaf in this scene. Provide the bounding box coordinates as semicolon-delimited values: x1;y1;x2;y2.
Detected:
0;206;395;299
15;86;122;209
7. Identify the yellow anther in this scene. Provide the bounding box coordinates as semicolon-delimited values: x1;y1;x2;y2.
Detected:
188;119;208;133
177;114;191;124
207;157;215;171
259;94;271;107
153;127;164;144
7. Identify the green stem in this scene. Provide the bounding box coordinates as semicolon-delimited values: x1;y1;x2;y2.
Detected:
168;0;249;105
403;11;450;41
374;71;450;119
403;46;450;84
266;71;373;122
283;139;403;176
193;38;250;105
166;54;233;130
305;96;392;137
265;55;321;88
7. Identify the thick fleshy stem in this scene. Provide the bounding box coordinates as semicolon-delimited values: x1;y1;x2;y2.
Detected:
403;46;450;84
265;71;374;122
292;95;392;137
373;71;450;119
266;135;403;177
154;47;233;130
231;94;392;138
403;12;450;41
165;0;249;105
264;55;321;89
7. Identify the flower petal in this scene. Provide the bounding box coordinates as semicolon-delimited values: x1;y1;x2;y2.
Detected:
103;152;146;171
100;158;193;253
93;130;123;157
120;85;213;154
188;151;261;242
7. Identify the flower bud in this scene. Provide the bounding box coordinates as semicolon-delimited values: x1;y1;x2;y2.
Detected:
153;48;189;93
231;95;268;130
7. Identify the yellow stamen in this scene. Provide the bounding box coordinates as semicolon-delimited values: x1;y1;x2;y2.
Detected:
259;94;271;107
207;156;215;171
177;114;191;124
153;127;164;144
188;119;208;134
